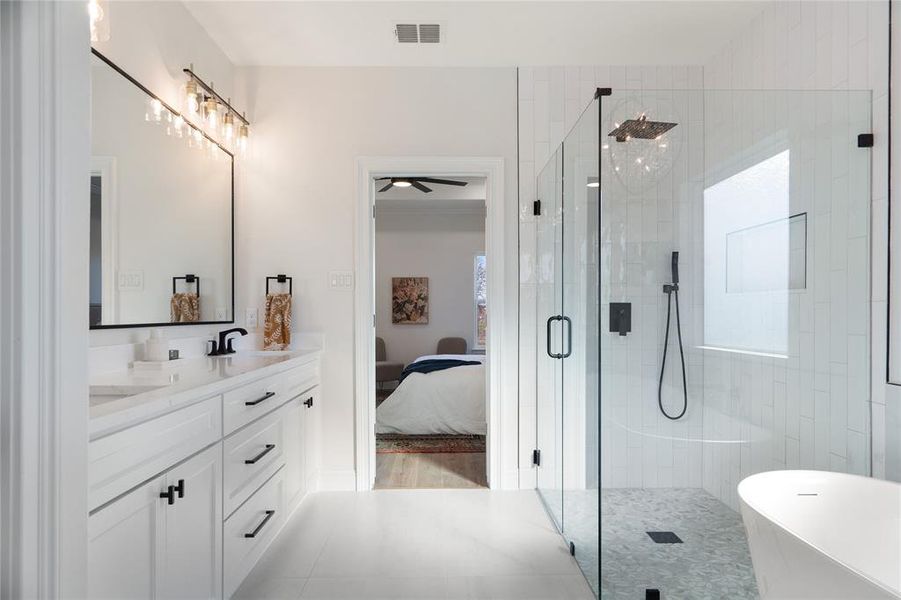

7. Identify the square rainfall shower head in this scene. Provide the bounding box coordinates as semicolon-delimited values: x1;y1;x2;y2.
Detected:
608;115;677;142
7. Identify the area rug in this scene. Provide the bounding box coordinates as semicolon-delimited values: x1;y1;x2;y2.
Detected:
376;434;486;454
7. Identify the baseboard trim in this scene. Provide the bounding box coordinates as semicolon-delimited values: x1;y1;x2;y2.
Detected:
318;469;356;491
517;468;537;490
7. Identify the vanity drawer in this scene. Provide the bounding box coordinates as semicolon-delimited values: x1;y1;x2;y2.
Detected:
281;361;320;400
89;396;222;511
223;406;286;517
223;373;286;434
224;468;285;599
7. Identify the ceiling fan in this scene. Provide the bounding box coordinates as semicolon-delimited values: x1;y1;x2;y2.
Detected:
375;176;468;193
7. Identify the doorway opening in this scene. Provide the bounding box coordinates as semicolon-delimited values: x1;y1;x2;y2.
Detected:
372;175;488;489
354;157;506;490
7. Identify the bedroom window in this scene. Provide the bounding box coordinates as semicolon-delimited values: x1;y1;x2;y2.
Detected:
474;254;487;350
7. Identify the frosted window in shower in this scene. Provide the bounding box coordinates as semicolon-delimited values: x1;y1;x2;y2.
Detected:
726;213;806;293
704;149;792;355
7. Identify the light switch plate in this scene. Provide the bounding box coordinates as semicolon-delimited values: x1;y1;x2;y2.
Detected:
245;308;259;328
117;269;144;291
329;271;354;290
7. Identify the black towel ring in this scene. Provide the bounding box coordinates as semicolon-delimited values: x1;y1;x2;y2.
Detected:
172;274;200;297
266;274;293;296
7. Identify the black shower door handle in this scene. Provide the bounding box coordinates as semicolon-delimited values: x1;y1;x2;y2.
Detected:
546;315;564;359
561;316;573;358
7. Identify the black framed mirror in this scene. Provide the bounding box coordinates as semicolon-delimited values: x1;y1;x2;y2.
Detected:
89;49;234;329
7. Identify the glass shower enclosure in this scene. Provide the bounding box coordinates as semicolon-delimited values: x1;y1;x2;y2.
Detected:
531;88;872;598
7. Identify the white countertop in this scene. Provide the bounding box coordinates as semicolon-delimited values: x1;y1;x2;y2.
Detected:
89;349;320;440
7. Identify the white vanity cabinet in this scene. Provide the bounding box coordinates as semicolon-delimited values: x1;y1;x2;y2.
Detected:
283;387;320;514
88;352;321;600
88;444;222;600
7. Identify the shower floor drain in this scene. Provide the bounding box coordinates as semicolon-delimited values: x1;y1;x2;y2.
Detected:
646;531;683;544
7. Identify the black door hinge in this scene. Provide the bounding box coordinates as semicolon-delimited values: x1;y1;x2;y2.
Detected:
532;449;541;466
533;200;541;216
858;133;874;148
569;541;575;556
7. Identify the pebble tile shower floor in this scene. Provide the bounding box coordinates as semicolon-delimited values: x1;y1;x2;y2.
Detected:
599;488;758;599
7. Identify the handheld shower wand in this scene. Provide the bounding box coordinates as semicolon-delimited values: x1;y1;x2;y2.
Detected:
658;251;688;420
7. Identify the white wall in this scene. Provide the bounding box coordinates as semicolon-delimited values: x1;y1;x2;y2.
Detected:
375;208;485;366
90;0;239;345
703;0;891;497
235;66;518;487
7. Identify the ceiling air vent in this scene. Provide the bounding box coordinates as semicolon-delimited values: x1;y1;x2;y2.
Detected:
394;23;442;44
395;23;419;43
418;24;440;43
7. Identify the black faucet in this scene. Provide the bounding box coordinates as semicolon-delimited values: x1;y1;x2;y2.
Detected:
208;327;248;356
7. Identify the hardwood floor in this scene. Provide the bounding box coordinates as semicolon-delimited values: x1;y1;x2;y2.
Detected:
374;452;487;489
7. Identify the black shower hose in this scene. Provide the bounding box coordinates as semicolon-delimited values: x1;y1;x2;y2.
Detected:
658;287;688;420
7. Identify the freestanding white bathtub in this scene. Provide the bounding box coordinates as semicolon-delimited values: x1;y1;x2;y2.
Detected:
738;470;901;599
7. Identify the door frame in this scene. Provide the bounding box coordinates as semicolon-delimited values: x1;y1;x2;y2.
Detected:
0;2;90;597
353;156;505;490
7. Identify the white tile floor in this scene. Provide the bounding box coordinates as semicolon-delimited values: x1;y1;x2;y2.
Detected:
233;489;595;599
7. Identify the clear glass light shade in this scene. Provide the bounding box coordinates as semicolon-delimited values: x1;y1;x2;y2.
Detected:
237;123;250;156
222;112;235;142
605;96;682;194
185;80;200;116
172;115;185;138
145;98;164;123
203;98;219;131
89;0;110;42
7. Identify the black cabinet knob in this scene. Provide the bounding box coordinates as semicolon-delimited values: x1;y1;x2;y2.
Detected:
174;479;185;499
160;485;176;505
304;397;313;408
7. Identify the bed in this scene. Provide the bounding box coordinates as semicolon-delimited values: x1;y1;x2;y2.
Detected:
375;354;486;435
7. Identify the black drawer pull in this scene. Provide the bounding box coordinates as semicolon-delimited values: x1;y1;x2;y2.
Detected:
304;397;313;408
244;444;276;465
160;485;176;505
244;510;275;538
174;478;185;498
245;391;276;407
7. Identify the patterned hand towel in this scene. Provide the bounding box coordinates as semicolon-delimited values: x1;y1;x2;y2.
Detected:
264;293;292;350
170;292;200;322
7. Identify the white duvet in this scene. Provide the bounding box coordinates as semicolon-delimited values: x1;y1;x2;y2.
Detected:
375;355;486;435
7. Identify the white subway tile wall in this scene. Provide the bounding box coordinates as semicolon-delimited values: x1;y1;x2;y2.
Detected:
518;0;893;501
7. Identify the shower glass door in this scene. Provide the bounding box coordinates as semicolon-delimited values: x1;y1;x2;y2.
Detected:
561;98;600;595
536;148;564;529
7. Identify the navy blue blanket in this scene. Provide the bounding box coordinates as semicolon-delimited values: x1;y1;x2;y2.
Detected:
399;359;482;383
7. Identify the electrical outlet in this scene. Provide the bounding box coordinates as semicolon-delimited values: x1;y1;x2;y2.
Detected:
329;271;354;290
245;307;259;328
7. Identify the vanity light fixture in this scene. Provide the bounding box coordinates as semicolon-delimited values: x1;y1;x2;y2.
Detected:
237;119;250;156
183;65;251;155
223;110;235;142
184;79;201;117
145;97;164;123
88;0;109;42
92;48;231;160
